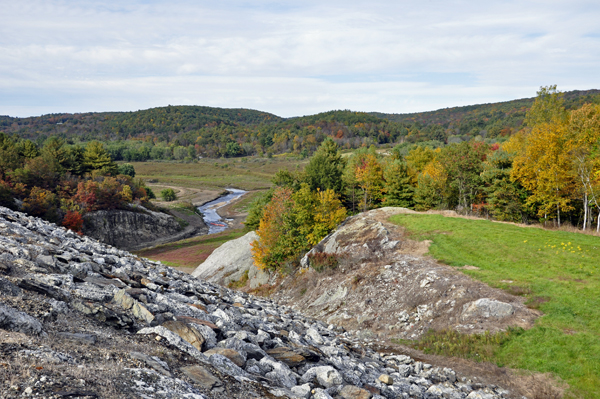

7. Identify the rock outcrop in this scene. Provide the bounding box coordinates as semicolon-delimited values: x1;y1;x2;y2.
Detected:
274;208;540;339
192;231;270;289
0;205;516;398
83;206;207;251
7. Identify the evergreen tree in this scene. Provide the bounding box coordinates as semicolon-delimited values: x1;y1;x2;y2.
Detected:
304;138;345;194
383;160;414;208
84;141;118;175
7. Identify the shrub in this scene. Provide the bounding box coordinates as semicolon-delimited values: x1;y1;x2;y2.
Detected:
117;163;136;177
307;252;339;273
161;188;177;202
62;211;84;234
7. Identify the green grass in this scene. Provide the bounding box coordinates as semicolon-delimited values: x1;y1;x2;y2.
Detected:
133;157;307;191
389;214;600;398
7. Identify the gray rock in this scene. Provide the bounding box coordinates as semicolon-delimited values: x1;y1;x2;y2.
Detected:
0;304;45;336
57;332;97;345
192;231;259;286
0;276;22;296
462;298;514;319
291;383;312;399
301;366;343;388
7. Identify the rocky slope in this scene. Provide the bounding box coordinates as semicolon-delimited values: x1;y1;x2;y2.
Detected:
83;206;208;251
1;205;517;399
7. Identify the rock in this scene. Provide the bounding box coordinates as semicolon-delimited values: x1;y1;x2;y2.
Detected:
302;366;343;388
248;265;270;289
0;304;45;336
192;231;259;286
180;365;222;389
462;298;514;319
130;351;172;376
162;320;206;351
205;347;246;368
339;385;373;399
0;276;22;296
266;347;307;367
113;289;135;310
132;301;154;324
82;207;203;251
312;388;334;399
291;384;312;399
378;374;393;385
57;332;97;345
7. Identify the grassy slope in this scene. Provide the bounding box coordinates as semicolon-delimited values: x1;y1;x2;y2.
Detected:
390;214;600;398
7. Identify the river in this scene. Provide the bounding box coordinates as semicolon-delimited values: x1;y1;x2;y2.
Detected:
197;188;247;234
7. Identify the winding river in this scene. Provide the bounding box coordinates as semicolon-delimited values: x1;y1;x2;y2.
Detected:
197;188;247;234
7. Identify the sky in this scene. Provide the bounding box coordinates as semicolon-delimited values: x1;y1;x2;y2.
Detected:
1;0;599;118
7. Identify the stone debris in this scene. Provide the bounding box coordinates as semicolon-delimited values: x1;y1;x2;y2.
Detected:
0;205;516;398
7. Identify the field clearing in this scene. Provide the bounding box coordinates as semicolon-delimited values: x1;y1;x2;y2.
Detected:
135;228;246;273
390;214;600;399
132;157;307;191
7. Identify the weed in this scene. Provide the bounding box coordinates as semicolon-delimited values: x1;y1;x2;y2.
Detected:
228;270;249;289
307;252;340;273
397;327;523;363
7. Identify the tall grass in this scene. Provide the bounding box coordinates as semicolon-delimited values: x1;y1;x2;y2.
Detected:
390;214;600;399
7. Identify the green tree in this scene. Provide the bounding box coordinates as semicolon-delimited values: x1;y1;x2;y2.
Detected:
84;141;118;175
524;85;567;127
118;163;136;177
438;141;488;209
383;160;414;208
481;149;530;223
304;138;345;193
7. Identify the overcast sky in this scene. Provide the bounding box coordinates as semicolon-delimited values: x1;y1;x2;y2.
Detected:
1;0;599;118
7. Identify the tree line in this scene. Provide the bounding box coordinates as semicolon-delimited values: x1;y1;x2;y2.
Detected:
3;90;598;161
0;135;151;232
247;86;600;273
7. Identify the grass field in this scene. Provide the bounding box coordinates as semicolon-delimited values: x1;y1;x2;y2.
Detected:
132;157;307;191
390;214;600;399
135;228;246;271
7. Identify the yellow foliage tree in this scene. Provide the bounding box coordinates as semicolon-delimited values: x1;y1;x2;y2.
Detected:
511;121;574;225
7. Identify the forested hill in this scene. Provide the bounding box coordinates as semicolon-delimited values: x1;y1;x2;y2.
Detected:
0;106;283;142
0;88;598;159
372;89;600;139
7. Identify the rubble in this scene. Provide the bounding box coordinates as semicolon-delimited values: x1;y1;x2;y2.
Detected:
0;206;516;398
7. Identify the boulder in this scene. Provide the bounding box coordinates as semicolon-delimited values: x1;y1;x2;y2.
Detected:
0;304;45;336
192;231;265;287
462;298;514;320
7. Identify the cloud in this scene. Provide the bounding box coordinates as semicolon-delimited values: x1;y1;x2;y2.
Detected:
0;0;599;117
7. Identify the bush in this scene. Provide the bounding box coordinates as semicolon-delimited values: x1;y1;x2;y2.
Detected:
161;188;177;201
117;163;136;177
307;252;339;272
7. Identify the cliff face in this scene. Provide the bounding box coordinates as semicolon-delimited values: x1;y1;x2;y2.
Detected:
83;207;205;251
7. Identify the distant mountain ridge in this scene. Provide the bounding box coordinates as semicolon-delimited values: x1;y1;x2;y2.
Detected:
1;89;598;158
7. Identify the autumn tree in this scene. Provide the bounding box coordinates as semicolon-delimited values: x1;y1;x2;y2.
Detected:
354;152;384;211
567;103;600;230
413;160;447;211
524;85;567;127
438;141;488;209
510;122;574;226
